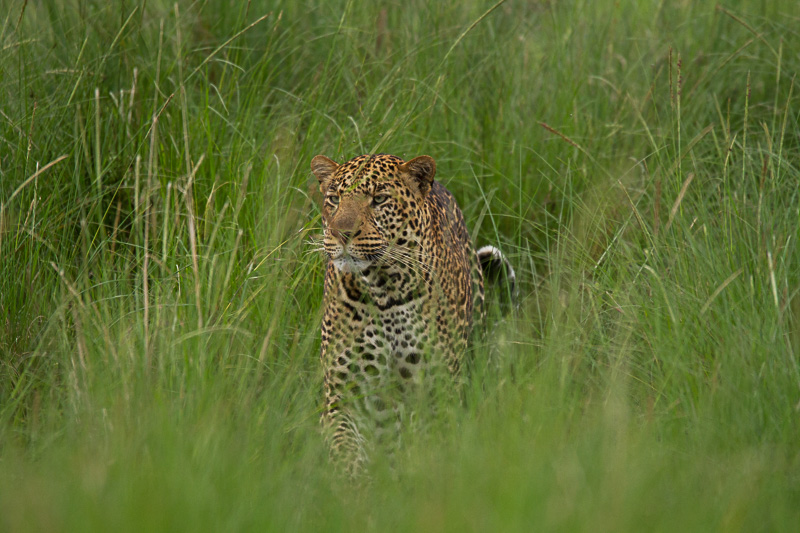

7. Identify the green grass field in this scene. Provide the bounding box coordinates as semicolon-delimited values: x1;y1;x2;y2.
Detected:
1;0;799;530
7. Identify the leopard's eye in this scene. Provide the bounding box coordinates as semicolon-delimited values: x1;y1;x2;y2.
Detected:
373;194;389;206
327;195;340;205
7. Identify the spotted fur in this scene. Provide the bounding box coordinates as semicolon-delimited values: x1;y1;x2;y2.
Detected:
311;153;506;476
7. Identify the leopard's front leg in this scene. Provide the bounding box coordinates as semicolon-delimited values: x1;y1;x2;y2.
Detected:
320;374;369;478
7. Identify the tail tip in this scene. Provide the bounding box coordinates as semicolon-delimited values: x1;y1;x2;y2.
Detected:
477;245;516;289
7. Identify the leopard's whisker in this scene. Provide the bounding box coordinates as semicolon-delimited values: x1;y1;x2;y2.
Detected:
379;248;436;292
385;247;433;274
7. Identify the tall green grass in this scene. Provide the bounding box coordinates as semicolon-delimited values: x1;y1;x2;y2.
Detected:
1;0;798;531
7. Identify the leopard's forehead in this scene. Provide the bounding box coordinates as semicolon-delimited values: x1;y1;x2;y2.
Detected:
333;154;405;191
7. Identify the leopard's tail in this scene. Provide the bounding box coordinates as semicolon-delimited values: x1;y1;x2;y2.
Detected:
477;245;517;306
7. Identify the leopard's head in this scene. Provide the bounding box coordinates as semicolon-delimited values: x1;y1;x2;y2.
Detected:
311;153;436;274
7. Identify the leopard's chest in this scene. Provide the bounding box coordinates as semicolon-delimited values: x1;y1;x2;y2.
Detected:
323;273;434;383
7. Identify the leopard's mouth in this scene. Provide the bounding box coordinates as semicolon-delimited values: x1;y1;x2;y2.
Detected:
330;247;385;274
332;254;372;274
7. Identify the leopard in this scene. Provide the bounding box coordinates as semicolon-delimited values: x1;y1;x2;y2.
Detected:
310;153;514;477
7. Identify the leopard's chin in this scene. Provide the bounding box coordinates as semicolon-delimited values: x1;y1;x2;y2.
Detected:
330;245;387;274
332;255;372;274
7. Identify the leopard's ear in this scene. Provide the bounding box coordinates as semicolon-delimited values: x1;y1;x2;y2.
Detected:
311;155;339;190
399;155;436;196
